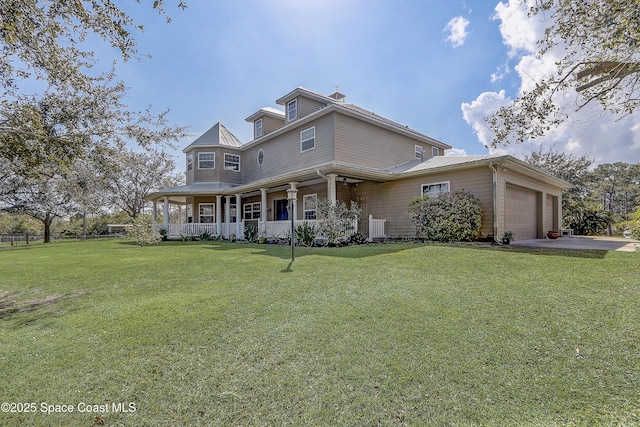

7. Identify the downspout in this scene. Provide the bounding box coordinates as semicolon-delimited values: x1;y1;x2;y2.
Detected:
488;162;499;244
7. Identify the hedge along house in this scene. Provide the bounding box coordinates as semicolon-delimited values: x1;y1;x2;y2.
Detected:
146;87;571;241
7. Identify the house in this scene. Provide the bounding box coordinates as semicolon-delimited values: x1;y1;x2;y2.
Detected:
146;87;570;241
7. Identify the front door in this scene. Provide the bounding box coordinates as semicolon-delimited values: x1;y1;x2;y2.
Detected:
275;199;288;221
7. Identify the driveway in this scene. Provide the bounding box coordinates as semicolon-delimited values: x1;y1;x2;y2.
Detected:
510;236;640;252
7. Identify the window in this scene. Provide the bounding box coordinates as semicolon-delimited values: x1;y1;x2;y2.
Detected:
303;194;317;220
198;152;215;169
422;181;450;198
199;203;215;223
187;153;193;171
287;99;297;121
415;145;423;160
301;127;315;152
432;146;439;157
257;149;264;165
255;118;263;138
243;202;261;220
224;153;240;171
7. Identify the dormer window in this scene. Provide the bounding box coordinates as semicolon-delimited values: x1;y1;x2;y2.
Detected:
415;145;424;160
432;147;439;157
287;99;297;121
254;118;263;138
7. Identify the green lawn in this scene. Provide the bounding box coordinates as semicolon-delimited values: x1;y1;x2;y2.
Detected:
1;240;638;426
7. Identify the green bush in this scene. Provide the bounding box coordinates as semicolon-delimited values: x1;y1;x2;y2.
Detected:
408;189;482;242
618;210;640;240
244;224;259;243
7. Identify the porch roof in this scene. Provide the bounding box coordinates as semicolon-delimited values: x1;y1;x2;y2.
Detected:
146;182;239;204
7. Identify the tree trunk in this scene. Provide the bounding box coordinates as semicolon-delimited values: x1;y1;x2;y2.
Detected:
43;214;52;243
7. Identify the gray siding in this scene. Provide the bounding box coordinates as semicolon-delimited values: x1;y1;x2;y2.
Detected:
355;167;495;239
334;114;434;168
261;115;285;136
242;114;335;183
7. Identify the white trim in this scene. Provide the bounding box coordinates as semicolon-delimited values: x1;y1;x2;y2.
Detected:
303;193;317;220
421;181;450;197
287;99;298;122
432;146;439;157
186;153;193;171
198;203;215;223
224;152;241;171
415;145;423;160
257;148;264;166
243;202;261;220
254;118;263;138
197;152;215;169
300;126;315;153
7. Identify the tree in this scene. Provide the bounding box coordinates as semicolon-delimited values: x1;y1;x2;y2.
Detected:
102;149;183;219
0;1;188;171
487;0;640;146
1;163;77;243
590;162;640;233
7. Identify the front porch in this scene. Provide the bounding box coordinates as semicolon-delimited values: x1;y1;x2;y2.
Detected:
161;215;386;241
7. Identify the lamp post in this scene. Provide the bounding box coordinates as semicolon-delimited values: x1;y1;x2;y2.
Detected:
286;187;298;261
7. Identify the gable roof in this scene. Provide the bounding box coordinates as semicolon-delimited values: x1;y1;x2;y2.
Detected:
182;122;243;152
245;107;285;122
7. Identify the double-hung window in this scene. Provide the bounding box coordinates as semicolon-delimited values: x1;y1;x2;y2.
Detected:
287;99;297;121
432;147;439;157
415;145;423;160
255;118;263;138
198;152;215;169
243;202;261;220
199;203;215;223
301;127;315;152
224;153;240;171
186;153;193;171
303;194;317;220
422;181;450;198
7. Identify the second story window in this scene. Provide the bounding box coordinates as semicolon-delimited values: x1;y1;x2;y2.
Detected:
415;145;423;160
224;153;240;171
432;147;439;157
198;152;215;169
287;99;297;121
187;153;193;171
301;127;315;152
255;118;263;138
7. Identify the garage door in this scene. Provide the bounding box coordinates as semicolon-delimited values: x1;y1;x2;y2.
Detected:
505;185;538;240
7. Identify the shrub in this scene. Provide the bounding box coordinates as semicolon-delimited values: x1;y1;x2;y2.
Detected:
244;225;259;243
407;189;482;242
315;200;361;246
128;216;162;246
295;221;317;246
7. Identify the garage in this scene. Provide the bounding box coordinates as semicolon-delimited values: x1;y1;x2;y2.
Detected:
505;184;539;240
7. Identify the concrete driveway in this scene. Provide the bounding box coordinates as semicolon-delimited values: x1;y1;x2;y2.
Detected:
510;236;640;252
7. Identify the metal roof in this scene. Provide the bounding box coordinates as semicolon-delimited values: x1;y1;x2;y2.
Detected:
182;122;243;152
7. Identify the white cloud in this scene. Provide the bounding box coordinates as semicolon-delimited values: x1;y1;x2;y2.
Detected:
444;16;470;48
461;0;640;165
490;63;510;83
445;148;468;156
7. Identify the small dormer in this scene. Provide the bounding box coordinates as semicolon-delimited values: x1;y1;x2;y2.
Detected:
275;87;336;124
245;107;285;139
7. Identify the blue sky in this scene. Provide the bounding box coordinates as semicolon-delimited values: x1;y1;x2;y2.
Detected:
105;0;640;167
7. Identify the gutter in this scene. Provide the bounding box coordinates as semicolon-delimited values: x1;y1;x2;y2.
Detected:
488;162;499;244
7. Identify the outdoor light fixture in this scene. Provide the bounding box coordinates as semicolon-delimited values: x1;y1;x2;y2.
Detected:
286;187;298;261
343;177;348;186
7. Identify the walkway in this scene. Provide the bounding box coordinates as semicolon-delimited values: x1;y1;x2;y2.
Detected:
510;236;640;252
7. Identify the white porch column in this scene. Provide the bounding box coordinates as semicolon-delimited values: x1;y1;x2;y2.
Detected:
152;201;157;223
260;188;268;235
224;196;230;238
178;205;183;223
216;195;222;236
327;174;338;203
236;193;243;237
163;197;169;231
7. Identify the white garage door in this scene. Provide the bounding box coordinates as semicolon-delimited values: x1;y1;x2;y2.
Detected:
505;185;538;240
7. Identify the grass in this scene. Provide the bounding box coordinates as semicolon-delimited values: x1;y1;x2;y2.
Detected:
0;240;639;426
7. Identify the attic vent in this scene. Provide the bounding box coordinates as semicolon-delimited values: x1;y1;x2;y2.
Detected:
328;91;346;102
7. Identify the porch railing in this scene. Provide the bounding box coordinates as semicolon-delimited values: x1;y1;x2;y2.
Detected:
159;216;386;240
368;215;386;240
